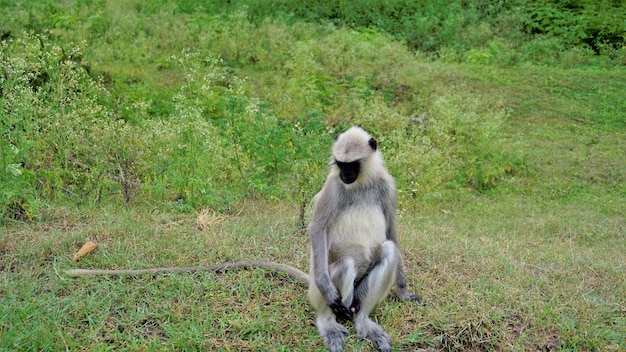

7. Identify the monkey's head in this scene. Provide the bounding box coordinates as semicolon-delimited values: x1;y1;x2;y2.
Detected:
331;127;380;185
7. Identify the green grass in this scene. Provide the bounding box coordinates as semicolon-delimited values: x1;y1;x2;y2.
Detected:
1;0;625;351
2;192;624;350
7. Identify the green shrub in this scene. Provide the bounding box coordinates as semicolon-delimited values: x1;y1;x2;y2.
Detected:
0;32;119;217
242;0;623;66
0;33;332;217
523;0;626;55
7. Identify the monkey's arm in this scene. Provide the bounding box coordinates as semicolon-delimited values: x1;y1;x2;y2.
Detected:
65;260;309;287
309;226;352;322
308;186;354;321
383;179;422;303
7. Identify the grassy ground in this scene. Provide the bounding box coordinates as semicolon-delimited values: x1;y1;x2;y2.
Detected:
1;1;625;351
2;182;624;351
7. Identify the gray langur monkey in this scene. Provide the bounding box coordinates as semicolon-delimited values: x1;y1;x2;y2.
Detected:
65;126;420;352
308;126;420;352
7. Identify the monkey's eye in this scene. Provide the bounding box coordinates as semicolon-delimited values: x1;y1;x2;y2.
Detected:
335;159;360;170
335;160;360;171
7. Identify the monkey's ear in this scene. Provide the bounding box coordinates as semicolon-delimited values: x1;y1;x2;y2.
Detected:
368;138;377;150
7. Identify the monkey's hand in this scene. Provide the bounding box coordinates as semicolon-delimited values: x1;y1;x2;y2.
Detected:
329;296;353;322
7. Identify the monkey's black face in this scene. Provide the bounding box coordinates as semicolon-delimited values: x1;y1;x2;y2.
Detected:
335;160;361;184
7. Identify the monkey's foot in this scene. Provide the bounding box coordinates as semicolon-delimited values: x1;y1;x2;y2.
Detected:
397;288;424;304
317;313;348;352
322;326;348;352
356;319;391;352
403;292;424;304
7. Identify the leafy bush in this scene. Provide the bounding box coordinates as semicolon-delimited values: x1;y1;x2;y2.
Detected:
0;31;335;218
1;32;118;218
159;49;335;211
243;0;624;66
246;0;485;53
524;0;626;56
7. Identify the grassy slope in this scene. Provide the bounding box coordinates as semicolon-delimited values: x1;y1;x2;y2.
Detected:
1;1;625;351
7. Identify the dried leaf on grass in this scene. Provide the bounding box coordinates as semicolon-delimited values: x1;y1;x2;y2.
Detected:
73;241;98;261
196;208;225;231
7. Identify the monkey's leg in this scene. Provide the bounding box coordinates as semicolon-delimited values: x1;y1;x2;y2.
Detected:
331;257;358;308
308;257;357;352
351;241;399;352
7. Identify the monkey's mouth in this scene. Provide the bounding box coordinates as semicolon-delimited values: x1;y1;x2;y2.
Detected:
335;159;361;185
340;173;358;184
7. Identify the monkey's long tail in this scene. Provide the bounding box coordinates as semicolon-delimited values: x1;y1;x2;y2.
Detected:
65;260;310;287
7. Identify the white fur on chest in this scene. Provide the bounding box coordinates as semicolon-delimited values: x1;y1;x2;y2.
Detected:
330;204;386;243
328;204;387;273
